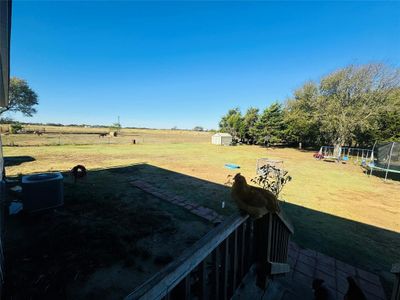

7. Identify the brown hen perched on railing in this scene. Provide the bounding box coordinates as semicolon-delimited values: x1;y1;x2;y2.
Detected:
231;173;280;219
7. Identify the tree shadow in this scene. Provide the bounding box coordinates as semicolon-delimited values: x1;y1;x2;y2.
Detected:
4;156;35;167
3;163;399;298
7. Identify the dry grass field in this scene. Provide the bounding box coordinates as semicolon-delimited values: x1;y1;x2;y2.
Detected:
2;126;400;296
0;124;211;146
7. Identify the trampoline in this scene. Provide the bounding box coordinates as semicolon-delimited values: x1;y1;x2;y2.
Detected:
368;141;400;181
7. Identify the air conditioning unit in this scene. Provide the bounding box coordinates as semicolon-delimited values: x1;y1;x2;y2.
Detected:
22;172;64;213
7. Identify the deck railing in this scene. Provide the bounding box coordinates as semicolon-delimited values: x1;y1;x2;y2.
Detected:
0;181;5;296
254;211;293;289
126;211;293;300
392;263;400;300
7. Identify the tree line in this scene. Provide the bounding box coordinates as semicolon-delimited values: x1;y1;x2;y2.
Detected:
219;63;400;150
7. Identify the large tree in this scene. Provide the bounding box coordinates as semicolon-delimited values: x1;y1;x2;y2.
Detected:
241;107;259;144
218;63;400;148
255;103;286;145
371;88;400;142
317;64;400;151
219;108;244;140
284;82;321;146
1;77;39;117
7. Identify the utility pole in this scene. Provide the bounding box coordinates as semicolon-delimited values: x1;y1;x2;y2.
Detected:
117;116;121;133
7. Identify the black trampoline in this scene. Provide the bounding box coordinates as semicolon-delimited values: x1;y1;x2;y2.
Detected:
368;142;400;180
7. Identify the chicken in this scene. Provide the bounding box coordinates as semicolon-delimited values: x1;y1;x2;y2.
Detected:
344;277;366;300
312;279;335;300
231;173;280;219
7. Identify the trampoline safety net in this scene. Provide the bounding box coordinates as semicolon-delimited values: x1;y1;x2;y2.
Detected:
374;142;400;171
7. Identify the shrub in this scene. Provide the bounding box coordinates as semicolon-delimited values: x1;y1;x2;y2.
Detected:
251;164;292;197
10;122;23;134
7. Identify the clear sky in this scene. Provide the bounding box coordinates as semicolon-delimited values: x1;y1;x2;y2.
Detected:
10;1;400;129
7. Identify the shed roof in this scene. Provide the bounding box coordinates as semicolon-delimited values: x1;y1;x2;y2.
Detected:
212;132;232;137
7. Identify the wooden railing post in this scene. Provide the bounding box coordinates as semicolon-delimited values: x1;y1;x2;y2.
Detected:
254;213;271;289
199;260;207;299
213;246;220;300
391;263;400;300
245;219;254;271
254;212;293;290
220;240;229;300
229;229;238;294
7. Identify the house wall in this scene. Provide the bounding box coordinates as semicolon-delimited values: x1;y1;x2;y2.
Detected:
0;136;4;295
0;0;11;107
0;0;11;294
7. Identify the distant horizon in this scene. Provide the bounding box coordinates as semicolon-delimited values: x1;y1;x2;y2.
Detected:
9;1;400;129
1;120;216;132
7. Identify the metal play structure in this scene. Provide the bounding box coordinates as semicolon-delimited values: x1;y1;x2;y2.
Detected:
256;158;284;175
368;141;400;181
315;146;374;164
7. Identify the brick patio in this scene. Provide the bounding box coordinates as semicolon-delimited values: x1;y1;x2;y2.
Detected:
284;242;386;300
130;179;224;224
234;242;386;300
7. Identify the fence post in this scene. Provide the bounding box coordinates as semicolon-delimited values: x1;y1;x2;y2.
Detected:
385;142;395;181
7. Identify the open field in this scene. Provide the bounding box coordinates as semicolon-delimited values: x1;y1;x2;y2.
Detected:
0;125;212;146
2;128;400;296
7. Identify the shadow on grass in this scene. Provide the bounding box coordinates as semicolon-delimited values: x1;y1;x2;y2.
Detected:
4;155;35;167
364;168;400;182
3;163;399;298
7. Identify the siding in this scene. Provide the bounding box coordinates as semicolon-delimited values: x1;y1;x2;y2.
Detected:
0;0;11;294
0;0;12;107
211;134;232;145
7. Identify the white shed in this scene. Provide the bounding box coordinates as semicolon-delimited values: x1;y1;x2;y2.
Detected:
211;133;233;145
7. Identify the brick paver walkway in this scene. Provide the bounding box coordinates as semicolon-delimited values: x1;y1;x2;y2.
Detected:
130;179;224;224
286;242;386;300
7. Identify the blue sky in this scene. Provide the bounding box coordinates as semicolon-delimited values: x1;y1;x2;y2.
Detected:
10;1;400;129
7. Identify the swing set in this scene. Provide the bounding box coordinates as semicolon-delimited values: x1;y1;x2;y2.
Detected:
314;145;374;164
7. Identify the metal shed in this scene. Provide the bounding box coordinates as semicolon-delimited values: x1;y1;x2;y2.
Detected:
211;133;232;146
